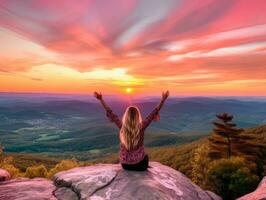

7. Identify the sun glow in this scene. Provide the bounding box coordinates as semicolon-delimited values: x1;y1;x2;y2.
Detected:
126;87;132;93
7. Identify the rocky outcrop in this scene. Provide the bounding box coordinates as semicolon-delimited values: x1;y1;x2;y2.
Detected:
0;162;222;200
53;162;221;200
0;169;10;182
0;178;56;200
237;176;266;200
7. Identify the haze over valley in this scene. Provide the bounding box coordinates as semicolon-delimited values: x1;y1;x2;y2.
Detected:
1;93;265;160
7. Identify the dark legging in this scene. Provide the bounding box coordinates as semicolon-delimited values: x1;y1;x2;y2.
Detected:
121;155;149;171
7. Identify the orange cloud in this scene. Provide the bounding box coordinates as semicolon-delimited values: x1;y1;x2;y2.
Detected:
0;0;266;95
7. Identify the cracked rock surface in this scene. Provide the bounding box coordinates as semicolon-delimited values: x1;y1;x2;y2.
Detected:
0;162;222;200
54;162;221;200
54;164;120;199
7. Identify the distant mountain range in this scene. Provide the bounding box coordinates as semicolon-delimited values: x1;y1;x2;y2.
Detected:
0;93;266;157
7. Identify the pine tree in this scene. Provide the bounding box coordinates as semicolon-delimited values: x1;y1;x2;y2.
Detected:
209;115;266;178
208;113;245;159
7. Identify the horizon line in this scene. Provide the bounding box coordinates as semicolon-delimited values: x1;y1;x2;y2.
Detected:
1;91;266;98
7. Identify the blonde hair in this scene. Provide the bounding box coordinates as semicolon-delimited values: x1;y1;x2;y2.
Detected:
120;106;142;150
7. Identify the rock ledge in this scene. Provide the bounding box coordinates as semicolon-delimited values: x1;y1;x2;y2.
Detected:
0;162;222;200
0;168;10;182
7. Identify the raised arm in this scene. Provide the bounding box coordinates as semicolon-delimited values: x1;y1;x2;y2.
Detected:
94;92;122;129
156;91;169;111
142;91;169;129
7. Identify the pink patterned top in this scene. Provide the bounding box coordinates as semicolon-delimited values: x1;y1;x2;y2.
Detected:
106;107;160;164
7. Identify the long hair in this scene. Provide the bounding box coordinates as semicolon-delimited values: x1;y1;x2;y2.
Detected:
120;106;142;150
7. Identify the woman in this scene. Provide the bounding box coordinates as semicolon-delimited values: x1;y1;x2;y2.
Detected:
94;91;169;171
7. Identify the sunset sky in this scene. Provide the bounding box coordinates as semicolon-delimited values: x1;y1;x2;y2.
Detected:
0;0;266;96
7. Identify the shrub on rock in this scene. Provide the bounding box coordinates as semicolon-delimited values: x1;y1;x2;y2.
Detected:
48;159;79;178
25;164;48;178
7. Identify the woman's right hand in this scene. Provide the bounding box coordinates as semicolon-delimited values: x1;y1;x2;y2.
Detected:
94;92;103;100
162;90;169;100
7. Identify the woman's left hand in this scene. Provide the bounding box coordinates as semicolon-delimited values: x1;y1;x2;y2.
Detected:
94;92;102;100
162;90;169;100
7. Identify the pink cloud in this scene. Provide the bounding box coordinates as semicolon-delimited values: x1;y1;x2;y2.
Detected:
0;0;266;93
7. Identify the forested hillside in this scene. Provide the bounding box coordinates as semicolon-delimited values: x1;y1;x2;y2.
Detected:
1;121;265;199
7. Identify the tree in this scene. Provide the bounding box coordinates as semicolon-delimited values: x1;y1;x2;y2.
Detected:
206;157;259;200
239;126;266;178
0;143;21;178
191;143;211;188
208;113;248;159
208;113;266;178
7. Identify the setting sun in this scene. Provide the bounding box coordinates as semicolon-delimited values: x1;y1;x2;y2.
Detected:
126;87;132;94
